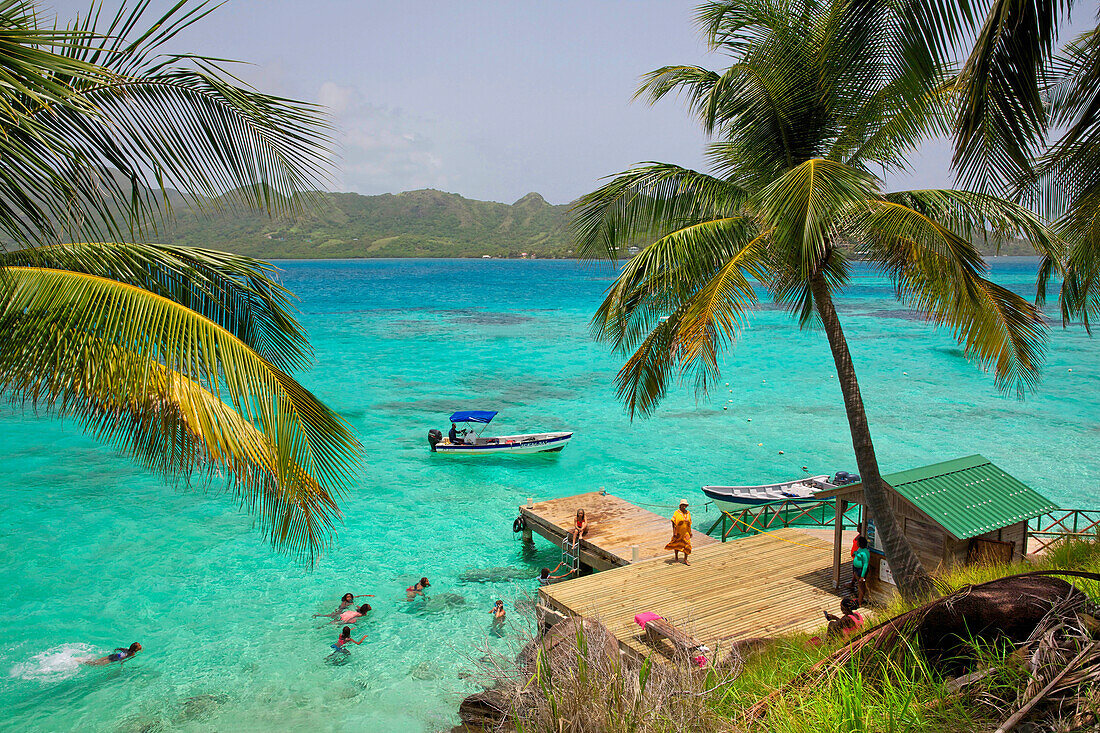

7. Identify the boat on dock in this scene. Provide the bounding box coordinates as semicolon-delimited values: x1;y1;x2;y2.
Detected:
428;410;572;455
701;471;859;510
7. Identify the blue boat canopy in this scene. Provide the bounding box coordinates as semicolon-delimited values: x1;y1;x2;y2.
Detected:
449;410;498;424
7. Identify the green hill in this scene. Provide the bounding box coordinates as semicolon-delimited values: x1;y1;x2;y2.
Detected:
155;187;1041;259
161;189;576;259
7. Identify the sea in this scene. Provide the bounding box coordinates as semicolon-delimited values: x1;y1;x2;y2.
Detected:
1;257;1097;732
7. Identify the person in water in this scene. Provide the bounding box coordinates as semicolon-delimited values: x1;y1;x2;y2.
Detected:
313;592;373;619
331;603;371;625
567;509;588;546
538;562;573;586
332;626;367;652
83;642;141;666
491;600;506;627
665;499;692;565
407;577;430;600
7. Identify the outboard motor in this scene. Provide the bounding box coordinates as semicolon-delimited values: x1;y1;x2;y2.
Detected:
428;429;443;451
832;471;860;486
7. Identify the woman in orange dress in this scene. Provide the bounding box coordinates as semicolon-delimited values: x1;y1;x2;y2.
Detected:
665;499;692;565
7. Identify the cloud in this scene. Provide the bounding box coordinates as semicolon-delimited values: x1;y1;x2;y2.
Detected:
317;82;452;194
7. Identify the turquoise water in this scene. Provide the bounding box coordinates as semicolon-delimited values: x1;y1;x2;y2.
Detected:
2;257;1098;732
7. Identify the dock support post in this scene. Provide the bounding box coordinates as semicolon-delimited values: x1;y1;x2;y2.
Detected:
832;499;845;589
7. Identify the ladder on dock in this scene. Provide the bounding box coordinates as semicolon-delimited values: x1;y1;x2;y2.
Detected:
562;535;581;573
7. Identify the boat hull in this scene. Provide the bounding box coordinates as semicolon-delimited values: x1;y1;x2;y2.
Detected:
701;475;834;509
433;432;572;455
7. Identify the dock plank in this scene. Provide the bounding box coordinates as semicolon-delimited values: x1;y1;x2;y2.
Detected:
519;492;716;571
540;528;846;663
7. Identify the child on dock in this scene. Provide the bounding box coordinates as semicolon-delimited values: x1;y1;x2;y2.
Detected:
851;536;870;607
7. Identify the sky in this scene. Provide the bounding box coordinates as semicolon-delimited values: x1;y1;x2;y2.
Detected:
42;0;1097;205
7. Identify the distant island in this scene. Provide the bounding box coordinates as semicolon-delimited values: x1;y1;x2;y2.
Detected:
160;187;1041;259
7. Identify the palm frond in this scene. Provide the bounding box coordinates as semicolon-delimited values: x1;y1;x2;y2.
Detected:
0;266;361;560
571;163;746;261
0;0;333;249
754;158;877;278
598;223;769;418
75;354;340;560
856;195;1049;394
0;242;312;370
951;0;1073;192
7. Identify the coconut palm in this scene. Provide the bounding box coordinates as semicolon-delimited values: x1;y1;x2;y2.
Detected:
0;1;360;562
572;0;1056;599
938;1;1100;327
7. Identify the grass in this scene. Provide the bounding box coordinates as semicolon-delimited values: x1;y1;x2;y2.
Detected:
478;538;1100;733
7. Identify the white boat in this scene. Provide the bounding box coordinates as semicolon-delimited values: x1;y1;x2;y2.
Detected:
701;475;839;510
428;410;572;455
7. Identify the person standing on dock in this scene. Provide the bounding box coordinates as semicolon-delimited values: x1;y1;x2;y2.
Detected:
665;500;693;565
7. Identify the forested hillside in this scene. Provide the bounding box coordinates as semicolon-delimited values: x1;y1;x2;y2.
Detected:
157;187;1039;259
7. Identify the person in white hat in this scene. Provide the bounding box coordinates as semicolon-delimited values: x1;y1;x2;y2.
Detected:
665;499;692;565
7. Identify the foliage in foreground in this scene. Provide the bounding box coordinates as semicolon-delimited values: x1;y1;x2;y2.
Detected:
0;1;360;561
482;539;1100;733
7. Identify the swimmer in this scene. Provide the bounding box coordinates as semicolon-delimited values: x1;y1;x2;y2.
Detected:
491;600;506;627
538;562;573;586
407;577;430;601
333;603;372;625
331;626;366;651
83;642;141;666
313;592;373;619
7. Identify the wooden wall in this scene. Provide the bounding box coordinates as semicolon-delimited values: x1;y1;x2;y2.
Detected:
830;485;1031;581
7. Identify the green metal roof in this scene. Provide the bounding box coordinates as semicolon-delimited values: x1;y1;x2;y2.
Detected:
874;454;1058;540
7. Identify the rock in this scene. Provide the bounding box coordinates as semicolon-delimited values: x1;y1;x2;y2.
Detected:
914;575;1089;672
458;688;510;728
409;661;438;681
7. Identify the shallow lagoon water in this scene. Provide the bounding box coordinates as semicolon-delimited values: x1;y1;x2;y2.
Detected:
2;257;1098;732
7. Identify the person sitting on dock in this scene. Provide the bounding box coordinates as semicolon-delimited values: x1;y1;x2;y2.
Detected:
407;577;430;601
665;499;692;565
448;423;466;445
567;509;588;546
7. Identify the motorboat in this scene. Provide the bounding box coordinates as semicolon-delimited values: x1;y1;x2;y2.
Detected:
701;470;859;510
427;410;572;455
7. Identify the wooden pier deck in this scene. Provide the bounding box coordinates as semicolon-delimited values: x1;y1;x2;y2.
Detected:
539;528;846;663
519;492;717;572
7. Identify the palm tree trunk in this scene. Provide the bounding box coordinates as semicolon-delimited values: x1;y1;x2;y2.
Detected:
811;274;933;601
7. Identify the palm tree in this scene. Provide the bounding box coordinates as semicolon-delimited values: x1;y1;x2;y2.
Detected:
0;1;361;563
937;1;1100;327
572;0;1055;600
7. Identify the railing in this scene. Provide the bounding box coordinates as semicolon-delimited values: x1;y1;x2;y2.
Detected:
705;502;1100;552
704;498;863;542
1027;509;1100;553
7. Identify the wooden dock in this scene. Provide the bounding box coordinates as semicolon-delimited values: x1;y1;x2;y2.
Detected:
519;492;716;572
539;528;847;663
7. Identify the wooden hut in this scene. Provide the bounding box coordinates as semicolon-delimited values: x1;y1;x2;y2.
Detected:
816;455;1057;589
